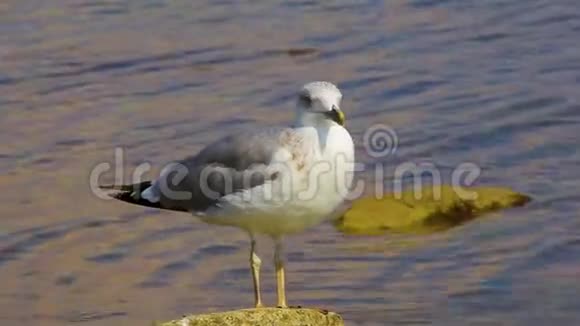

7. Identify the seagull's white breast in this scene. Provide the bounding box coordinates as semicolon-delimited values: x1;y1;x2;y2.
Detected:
200;125;355;237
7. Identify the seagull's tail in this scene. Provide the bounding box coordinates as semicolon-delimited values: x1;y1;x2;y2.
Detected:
99;181;164;210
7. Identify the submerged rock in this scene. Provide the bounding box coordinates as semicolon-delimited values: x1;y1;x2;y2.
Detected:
157;308;344;326
336;186;531;235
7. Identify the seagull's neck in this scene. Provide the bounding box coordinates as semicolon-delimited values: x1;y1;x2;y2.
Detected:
295;123;335;154
294;111;342;153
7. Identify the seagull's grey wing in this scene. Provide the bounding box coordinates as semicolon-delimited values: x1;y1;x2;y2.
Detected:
192;128;286;170
151;127;290;212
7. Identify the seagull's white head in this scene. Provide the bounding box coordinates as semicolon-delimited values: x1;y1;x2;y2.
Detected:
295;81;345;128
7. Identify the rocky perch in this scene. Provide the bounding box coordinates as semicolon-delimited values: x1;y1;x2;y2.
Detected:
157;308;344;326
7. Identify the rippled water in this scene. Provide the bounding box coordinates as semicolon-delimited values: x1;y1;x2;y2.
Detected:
1;0;580;325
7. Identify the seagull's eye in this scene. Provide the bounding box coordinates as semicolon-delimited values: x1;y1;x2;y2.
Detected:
298;94;312;108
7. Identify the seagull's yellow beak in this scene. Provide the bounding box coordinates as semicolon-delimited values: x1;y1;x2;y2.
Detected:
325;106;345;126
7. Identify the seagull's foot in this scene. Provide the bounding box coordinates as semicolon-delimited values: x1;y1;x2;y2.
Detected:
254;302;266;309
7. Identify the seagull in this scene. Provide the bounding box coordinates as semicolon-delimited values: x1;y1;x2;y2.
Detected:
101;81;355;308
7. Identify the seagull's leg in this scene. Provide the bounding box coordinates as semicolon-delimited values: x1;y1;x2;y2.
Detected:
274;238;288;308
250;238;264;308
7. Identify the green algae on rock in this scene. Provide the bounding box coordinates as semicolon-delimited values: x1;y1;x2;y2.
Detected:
157;308;344;326
336;186;531;235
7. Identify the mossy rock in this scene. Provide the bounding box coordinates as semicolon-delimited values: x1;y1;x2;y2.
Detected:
336;186;531;235
157;308;343;326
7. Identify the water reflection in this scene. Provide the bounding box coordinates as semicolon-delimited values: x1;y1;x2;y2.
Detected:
1;0;580;325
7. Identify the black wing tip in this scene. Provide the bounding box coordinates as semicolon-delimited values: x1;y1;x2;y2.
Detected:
100;181;191;213
99;181;162;209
